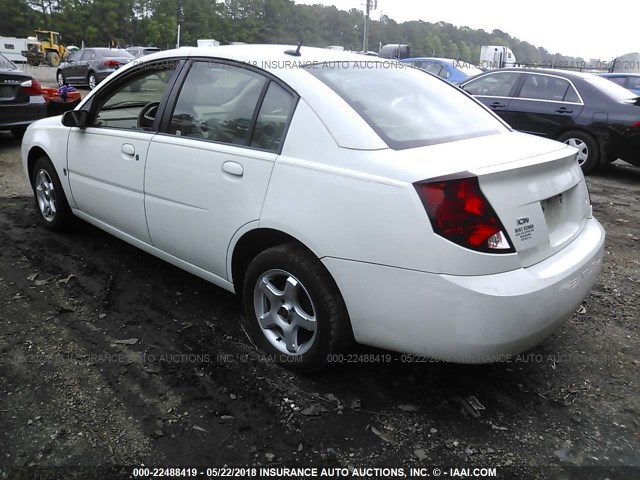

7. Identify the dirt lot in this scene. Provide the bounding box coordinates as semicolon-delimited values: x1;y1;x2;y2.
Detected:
0;124;638;480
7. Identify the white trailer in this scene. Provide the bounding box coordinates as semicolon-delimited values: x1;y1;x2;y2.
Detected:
197;39;220;48
0;36;28;63
480;45;516;69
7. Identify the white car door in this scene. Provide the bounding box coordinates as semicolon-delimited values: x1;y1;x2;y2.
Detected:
67;63;179;243
144;61;297;280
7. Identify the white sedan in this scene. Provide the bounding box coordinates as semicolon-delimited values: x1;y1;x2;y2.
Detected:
21;45;605;371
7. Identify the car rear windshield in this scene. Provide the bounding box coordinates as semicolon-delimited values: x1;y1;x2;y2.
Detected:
95;49;134;58
306;62;506;149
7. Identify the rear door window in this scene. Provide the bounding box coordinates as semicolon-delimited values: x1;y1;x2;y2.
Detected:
168;62;266;146
462;72;522;97
166;61;296;152
518;74;579;102
250;82;295;152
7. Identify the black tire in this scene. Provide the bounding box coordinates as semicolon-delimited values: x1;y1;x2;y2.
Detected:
556;130;599;174
10;127;27;139
46;52;60;68
31;157;73;231
56;70;65;87
242;243;352;373
88;72;98;90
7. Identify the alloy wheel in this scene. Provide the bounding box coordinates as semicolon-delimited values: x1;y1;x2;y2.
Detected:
252;269;317;355
35;169;57;222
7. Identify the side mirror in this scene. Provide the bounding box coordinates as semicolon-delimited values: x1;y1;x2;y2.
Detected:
62;110;89;129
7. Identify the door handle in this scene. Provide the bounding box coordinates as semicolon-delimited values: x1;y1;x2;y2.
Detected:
121;144;135;155
222;161;244;177
555;107;573;114
490;102;506;108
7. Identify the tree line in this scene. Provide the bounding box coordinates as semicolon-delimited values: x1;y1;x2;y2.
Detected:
0;0;605;66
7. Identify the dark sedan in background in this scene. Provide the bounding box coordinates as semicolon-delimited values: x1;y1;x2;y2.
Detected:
56;48;134;90
0;53;46;138
461;69;640;173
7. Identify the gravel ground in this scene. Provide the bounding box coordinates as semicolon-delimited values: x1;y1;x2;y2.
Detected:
0;86;638;480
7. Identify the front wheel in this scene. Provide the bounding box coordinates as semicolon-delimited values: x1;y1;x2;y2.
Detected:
242;244;352;372
557;130;599;174
46;52;60;67
31;157;73;231
57;71;65;87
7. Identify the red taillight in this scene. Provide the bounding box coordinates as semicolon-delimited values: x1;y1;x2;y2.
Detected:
104;60;119;68
20;78;43;96
415;176;514;253
630;120;640;128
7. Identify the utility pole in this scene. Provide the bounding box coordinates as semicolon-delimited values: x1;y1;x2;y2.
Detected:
362;0;377;53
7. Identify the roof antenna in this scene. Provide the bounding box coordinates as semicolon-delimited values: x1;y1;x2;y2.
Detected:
285;40;303;57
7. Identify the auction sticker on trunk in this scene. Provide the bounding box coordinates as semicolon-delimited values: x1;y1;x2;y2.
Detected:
514;215;535;242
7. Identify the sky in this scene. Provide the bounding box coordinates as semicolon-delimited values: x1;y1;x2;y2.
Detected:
294;0;638;60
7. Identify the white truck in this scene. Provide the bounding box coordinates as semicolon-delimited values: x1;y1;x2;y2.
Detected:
480;45;516;69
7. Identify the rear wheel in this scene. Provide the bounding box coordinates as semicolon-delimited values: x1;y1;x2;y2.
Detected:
242;243;352;372
88;72;97;90
31;157;72;231
56;70;65;86
557;130;599;174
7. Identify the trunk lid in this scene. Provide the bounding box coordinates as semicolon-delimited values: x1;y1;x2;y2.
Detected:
0;71;31;105
391;131;591;267
472;152;590;267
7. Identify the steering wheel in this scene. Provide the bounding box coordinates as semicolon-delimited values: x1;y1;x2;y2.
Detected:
137;102;160;129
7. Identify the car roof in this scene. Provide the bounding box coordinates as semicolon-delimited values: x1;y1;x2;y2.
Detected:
142;44;392;66
83;45;406;151
488;68;599;80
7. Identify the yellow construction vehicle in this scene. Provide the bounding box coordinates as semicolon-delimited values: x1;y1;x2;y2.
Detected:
34;30;67;67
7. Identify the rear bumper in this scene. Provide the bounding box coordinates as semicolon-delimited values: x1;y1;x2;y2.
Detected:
610;132;640;166
0;99;46;130
96;70;117;82
323;218;605;362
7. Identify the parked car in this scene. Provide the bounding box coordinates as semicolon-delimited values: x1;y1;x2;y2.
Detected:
0;53;46;138
126;46;161;59
401;57;483;84
22;45;604;372
460;68;640;173
597;72;640;96
56;48;134;90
